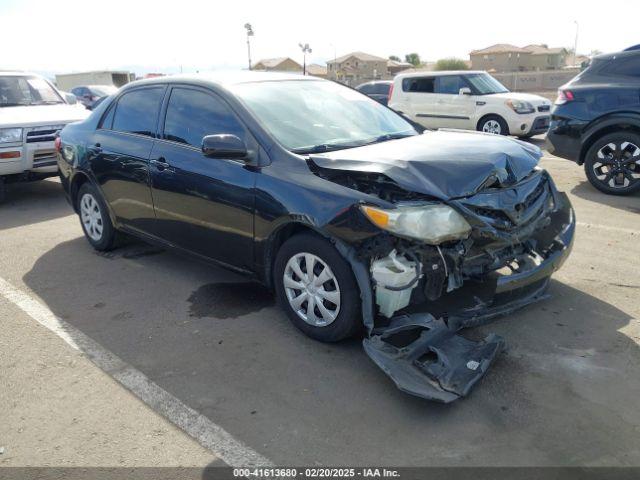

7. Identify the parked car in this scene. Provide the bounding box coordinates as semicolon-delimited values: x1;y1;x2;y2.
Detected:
70;85;118;110
0;72;88;202
546;48;640;195
57;72;575;402
356;80;393;105
389;70;552;138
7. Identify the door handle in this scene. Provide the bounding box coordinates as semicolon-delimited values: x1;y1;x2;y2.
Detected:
88;143;102;155
150;157;171;172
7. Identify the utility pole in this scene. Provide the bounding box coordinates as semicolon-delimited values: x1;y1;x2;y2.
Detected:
299;43;312;75
244;23;254;70
572;20;579;67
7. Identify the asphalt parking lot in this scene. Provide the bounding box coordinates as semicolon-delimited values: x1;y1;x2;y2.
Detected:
1;140;639;467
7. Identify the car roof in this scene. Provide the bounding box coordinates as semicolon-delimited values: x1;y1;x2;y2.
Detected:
395;70;485;79
593;48;640;61
122;71;321;91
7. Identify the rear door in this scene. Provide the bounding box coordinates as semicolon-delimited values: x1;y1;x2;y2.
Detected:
401;76;439;128
433;75;477;129
91;86;165;235
148;85;256;270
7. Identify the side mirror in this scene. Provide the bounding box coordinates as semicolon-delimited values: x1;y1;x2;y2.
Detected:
64;93;77;104
202;134;248;159
459;87;472;96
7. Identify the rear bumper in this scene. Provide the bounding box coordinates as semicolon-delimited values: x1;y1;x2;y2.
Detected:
545;117;589;163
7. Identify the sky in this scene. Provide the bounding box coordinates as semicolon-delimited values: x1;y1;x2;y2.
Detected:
1;0;637;76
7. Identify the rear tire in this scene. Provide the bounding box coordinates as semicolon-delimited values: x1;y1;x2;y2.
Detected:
274;233;361;342
77;182;118;251
478;115;509;136
584;132;640;196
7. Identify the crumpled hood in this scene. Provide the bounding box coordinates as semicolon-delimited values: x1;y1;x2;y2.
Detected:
310;130;542;199
0;104;88;128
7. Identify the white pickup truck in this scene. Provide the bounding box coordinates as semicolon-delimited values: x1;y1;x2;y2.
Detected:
0;72;88;202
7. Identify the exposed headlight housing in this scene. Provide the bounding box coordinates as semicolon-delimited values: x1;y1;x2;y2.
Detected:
361;204;472;245
0;128;23;144
506;99;535;114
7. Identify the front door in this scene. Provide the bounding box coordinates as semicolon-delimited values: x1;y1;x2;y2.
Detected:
432;75;477;130
90;86;166;235
149;86;256;271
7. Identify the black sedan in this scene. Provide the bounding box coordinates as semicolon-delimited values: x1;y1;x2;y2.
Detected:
547;48;640;195
57;72;575;402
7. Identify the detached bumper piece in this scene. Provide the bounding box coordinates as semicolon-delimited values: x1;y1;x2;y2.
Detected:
363;314;504;403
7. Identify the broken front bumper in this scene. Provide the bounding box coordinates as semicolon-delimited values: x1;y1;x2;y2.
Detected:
362;193;575;403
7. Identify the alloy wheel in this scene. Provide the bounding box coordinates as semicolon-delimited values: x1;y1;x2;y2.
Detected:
593;141;640;189
80;193;104;241
482;119;502;135
283;252;341;327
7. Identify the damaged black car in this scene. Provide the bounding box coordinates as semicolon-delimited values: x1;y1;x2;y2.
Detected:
57;72;575;402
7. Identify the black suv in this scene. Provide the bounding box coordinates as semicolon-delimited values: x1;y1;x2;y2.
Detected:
547;48;640;195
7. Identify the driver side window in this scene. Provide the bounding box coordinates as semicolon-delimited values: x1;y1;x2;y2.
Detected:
163;87;246;148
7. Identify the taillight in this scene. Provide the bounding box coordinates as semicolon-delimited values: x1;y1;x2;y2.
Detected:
388;83;394;101
54;137;61;152
555;89;575;105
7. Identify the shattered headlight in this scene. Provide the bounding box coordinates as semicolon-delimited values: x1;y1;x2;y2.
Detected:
0;128;23;144
361;204;471;245
506;99;535;114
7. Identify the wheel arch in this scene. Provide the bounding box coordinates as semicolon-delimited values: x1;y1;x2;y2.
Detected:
70;171;118;227
579;115;640;165
262;221;325;290
476;113;509;135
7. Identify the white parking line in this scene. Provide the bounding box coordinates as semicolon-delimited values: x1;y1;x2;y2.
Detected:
577;222;639;235
0;276;272;468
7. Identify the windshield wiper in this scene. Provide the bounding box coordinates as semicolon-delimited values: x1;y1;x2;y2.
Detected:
363;132;415;145
292;142;363;154
0;102;30;107
32;100;63;105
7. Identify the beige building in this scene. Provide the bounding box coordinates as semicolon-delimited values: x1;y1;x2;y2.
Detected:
252;57;302;72
306;64;328;78
387;59;413;76
470;44;569;72
327;51;389;86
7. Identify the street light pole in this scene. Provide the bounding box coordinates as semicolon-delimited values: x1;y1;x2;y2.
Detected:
244;23;254;70
572;20;579;67
299;43;312;75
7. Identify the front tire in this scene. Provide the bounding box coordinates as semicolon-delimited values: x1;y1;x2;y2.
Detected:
77;183;118;251
274;233;361;342
478;115;509;136
584;132;640;196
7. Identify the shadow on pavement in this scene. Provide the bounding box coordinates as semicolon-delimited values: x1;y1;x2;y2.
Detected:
21;236;640;466
0;178;72;231
570;179;640;214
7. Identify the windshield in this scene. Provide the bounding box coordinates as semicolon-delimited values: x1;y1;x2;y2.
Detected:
230;80;417;153
465;73;509;95
90;85;118;97
0;75;64;107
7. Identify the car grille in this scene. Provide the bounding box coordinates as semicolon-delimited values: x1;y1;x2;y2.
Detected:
537;105;550;112
26;125;65;143
33;150;57;167
463;174;551;231
533;116;550;130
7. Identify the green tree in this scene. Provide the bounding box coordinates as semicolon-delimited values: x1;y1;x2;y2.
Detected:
434;57;469;71
388;55;401;62
405;53;421;67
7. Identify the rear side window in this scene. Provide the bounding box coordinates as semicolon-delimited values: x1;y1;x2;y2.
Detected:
603;56;640;78
163;87;246;148
436;76;464;94
357;84;373;94
402;77;434;93
111;87;164;137
372;83;391;95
